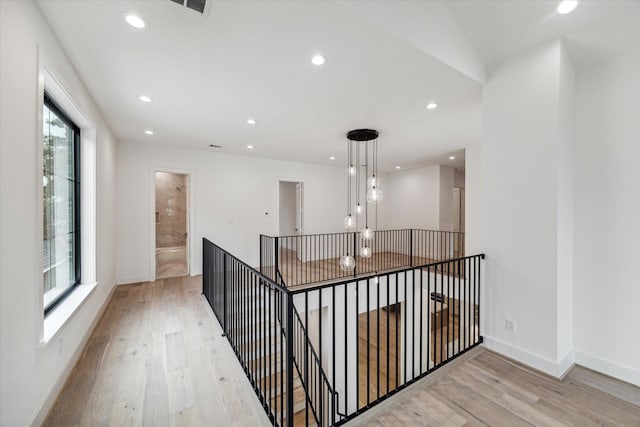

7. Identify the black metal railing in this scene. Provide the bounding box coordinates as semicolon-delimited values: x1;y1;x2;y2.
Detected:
287;254;483;424
205;237;483;426
291;304;337;426
260;229;465;287
203;239;294;426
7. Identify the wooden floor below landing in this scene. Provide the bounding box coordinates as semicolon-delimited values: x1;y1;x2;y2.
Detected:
43;275;640;427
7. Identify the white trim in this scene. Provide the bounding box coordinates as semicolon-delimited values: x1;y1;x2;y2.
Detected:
149;168;195;281
35;47;98;344
32;284;116;427
574;349;640;388
41;282;97;344
276;176;306;236
482;335;574;378
117;275;153;285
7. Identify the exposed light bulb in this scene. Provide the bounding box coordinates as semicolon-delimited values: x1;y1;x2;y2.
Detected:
349;165;356;176
360;246;372;258
138;95;152;103
366;187;383;204
361;227;374;241
355;203;364;214
340;255;356;272
343;215;355;230
366;176;377;189
426;102;438;110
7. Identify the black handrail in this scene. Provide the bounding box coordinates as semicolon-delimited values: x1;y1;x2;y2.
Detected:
260;229;465;288
205;237;484;427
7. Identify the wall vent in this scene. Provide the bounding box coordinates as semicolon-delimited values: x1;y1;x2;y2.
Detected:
170;0;208;15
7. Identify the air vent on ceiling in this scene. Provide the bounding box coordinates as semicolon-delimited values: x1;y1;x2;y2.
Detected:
170;0;208;15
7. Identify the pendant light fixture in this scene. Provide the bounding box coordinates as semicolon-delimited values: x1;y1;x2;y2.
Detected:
340;129;381;272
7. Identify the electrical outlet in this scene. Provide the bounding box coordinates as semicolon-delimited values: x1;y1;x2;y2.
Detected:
506;318;517;333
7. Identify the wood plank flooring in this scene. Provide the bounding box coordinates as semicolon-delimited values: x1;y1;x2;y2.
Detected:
43;275;640;427
347;347;640;427
276;250;463;288
43;276;270;427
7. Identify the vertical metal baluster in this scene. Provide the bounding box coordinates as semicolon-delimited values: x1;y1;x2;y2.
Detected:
412;269;415;380
355;280;359;410
440;263;443;365
344;283;348;415
386;273;390;394
332;285;336;424
401;271;406;384
395;274;399;389
427;265;430;372
319;288;323;427
304;292;309;424
366;278;370;405
419;265;423;375
376;276;380;400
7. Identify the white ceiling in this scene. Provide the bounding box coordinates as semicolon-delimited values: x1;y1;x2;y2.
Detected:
37;0;640;172
444;0;640;68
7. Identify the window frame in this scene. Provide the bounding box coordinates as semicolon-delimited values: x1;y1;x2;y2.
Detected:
43;92;82;316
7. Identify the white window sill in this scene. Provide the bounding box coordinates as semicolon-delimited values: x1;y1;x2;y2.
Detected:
41;282;97;345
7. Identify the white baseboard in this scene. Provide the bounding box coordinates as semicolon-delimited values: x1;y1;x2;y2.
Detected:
32;283;117;427
482;336;574;378
574;349;640;388
117;275;152;285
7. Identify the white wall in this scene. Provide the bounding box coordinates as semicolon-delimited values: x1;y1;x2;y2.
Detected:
572;49;640;386
439;165;455;231
0;1;117;425
116;141;347;283
382;165;440;230
454;168;465;188
471;39;575;376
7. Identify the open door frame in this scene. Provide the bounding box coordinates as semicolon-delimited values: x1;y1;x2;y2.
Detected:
149;168;196;281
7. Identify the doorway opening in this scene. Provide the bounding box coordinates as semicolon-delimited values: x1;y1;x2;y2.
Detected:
278;180;303;239
155;171;189;279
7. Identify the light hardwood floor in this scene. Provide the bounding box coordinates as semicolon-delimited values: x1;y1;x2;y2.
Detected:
347;347;640;426
44;275;640;427
43;276;270;427
276;249;463;288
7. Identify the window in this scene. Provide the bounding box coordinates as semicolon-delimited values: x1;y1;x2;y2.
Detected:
43;93;81;315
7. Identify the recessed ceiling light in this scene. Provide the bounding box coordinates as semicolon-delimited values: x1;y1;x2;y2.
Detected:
138;95;152;103
395;166;401;170
125;14;146;29
330;156;336;160
449;156;456;160
144;130;154;135
557;0;578;14
426;102;438;110
247;145;254;150
247;118;257;125
311;55;325;66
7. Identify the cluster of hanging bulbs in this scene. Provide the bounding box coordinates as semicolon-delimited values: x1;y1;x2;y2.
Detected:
340;130;382;272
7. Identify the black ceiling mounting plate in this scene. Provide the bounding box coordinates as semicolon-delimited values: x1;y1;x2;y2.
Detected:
347;129;379;142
